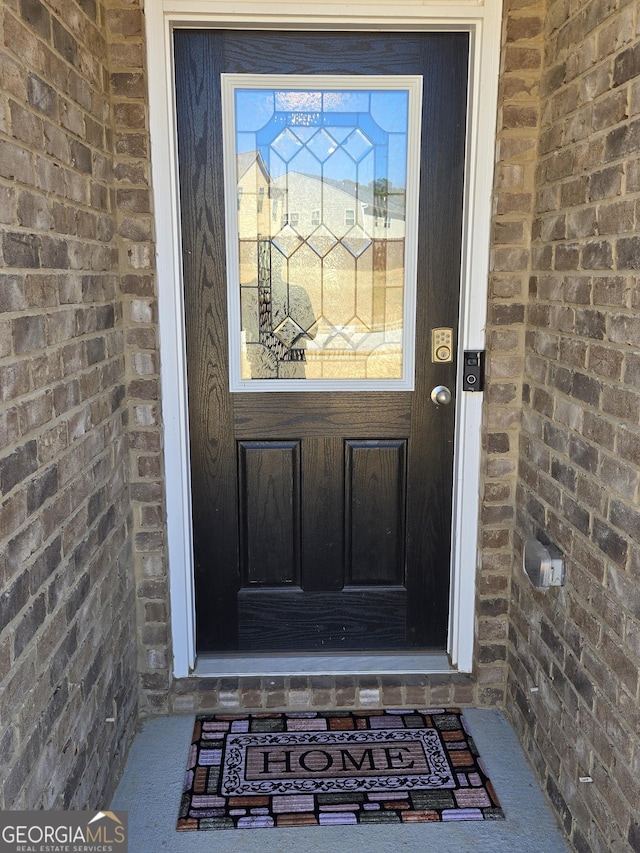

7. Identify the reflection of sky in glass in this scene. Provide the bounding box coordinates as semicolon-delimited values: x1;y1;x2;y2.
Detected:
235;88;409;186
275;91;322;111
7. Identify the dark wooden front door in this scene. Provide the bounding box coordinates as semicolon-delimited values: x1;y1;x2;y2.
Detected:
174;30;468;653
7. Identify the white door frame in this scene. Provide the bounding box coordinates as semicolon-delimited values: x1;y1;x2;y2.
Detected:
145;0;501;678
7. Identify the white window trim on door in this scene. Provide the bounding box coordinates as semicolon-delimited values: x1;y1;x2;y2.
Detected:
145;0;502;678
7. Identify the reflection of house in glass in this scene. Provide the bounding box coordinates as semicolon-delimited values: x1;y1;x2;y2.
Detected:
236;151;407;381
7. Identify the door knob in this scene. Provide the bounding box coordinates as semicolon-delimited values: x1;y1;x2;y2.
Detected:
431;385;452;406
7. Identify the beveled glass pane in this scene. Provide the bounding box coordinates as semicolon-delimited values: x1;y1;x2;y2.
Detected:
224;75;421;390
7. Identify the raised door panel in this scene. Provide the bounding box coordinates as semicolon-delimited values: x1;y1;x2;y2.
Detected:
345;439;407;586
238;441;301;586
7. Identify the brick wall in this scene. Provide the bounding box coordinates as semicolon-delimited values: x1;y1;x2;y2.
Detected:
0;0;137;808
102;0;170;714
509;0;640;850
476;0;545;707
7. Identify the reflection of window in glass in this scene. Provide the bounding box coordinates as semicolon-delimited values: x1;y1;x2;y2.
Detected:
345;208;356;227
281;212;300;227
257;187;265;212
311;210;321;227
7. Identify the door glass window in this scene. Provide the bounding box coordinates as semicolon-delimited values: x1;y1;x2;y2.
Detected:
222;75;422;391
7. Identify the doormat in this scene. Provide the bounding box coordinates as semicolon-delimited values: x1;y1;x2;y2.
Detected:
177;708;504;830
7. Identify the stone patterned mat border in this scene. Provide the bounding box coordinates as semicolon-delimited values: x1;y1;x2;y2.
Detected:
177;708;504;830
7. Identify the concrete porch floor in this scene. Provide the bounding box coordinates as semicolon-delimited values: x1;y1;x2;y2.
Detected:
111;708;570;852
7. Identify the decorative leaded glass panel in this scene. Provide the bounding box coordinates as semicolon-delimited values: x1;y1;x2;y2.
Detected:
223;75;422;390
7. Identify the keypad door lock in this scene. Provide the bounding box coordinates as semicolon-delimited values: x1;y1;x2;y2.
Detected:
431;328;453;363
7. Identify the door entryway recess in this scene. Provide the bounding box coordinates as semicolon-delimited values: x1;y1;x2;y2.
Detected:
145;0;502;678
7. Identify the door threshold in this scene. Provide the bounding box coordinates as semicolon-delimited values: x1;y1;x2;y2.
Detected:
193;651;454;678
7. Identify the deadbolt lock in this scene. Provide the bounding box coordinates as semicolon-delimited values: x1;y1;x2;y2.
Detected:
432;328;453;363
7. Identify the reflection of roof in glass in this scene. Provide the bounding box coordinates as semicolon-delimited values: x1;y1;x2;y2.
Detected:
236;150;270;182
